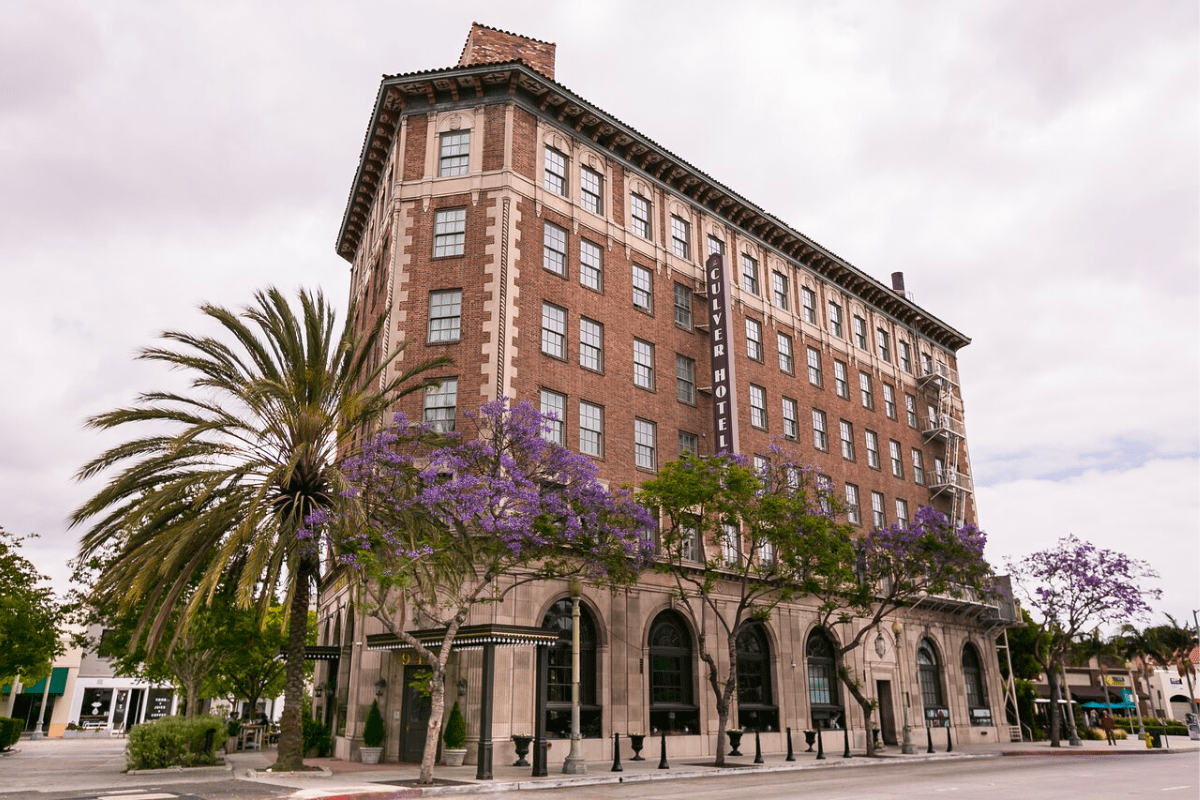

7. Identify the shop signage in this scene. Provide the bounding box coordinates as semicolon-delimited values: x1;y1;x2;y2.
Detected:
706;253;738;454
1104;675;1130;687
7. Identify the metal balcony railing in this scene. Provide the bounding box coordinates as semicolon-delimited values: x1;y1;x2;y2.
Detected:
922;413;966;440
929;468;972;493
919;360;959;387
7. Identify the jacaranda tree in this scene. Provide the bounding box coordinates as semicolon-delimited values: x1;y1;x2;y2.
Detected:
1006;535;1159;747
70;287;449;769
307;399;654;784
638;450;845;765
800;505;992;756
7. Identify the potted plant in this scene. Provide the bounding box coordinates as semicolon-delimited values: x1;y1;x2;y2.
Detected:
360;699;385;764
510;733;533;766
225;718;241;754
442;701;468;766
726;728;744;756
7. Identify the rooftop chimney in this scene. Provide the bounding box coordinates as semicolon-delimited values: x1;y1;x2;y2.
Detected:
459;23;556;79
891;271;906;295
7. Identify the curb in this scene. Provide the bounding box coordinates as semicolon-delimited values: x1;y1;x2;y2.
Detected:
127;763;234;775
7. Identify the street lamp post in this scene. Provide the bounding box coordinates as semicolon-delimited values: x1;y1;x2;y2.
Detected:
892;621;915;754
563;578;586;774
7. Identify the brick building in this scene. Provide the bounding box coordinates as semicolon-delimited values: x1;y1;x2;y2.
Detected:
316;24;1010;765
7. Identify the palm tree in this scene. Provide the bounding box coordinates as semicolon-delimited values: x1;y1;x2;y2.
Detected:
71;287;450;769
1119;616;1199;719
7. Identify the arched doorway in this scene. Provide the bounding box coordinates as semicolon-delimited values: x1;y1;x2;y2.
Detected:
736;623;778;731
806;628;843;729
961;643;991;727
648;610;698;734
917;638;948;726
541;598;601;738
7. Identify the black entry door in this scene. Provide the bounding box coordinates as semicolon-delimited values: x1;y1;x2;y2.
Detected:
399;665;432;763
876;680;897;745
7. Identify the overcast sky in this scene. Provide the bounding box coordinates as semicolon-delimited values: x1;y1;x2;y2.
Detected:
2;1;1196;627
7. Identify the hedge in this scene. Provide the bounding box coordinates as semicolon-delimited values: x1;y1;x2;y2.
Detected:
125;715;227;770
0;717;21;750
1112;718;1188;736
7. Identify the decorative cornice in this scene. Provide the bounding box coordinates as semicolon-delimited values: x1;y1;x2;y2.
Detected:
336;62;970;351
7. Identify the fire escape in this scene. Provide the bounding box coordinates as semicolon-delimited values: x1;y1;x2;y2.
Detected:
918;359;971;526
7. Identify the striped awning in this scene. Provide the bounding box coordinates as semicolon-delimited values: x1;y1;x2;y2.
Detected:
367;624;561;652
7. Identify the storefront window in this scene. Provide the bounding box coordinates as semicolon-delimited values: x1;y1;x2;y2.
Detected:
649;611;698;734
542;598;601;738
736;623;778;731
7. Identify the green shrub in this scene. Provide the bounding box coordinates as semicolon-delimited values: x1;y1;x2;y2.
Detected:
0;717;22;749
363;700;385;748
443;701;467;749
302;716;331;757
125;715;227;771
1082;727;1103;741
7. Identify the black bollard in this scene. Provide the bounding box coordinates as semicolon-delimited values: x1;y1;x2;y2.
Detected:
785;727;795;761
926;723;934;754
612;732;623;772
658;732;670;769
754;730;764;764
946;722;953;753
842;724;851;758
816;727;825;760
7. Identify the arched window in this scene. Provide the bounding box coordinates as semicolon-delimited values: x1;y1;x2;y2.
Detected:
917;639;946;724
962;643;991;726
648;611;698;734
806;628;843;729
542;598;600;738
736;624;778;731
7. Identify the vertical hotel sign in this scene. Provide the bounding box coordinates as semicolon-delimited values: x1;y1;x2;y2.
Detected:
706;253;738;454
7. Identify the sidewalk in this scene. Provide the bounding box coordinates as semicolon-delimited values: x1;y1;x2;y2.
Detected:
226;733;1200;799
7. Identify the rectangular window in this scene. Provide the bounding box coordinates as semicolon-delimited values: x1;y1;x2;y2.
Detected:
423;378;457;432
438;131;470;177
634;418;657;470
905;394;918;427
579;401;603;457
543;222;568;276
676;355;696;404
671;216;691;259
633;339;655;389
853;315;868;349
678;430;698;456
890;440;904;478
580;239;603;290
580;166;603;214
708;235;725;256
433;208;466;257
895;498;910;527
865;430;880;469
859;372;874;409
876;328;891;362
632;264;653;312
845;483;861;525
935;456;946;485
721;522;740;565
911;449;925;485
749;384;767;429
771;271;788;309
899;340;913;373
579;317;603;372
834;360;849;400
782;396;798;440
741;254;759;295
540;389;566;444
922;351;934;375
746;318;763;361
806;346;823;387
800;286;817;324
871;492;886;528
673;283;693;328
817;475;833;514
883;384;897;420
428;289;462;343
544;147;568;196
541;302;566;359
828;301;843;338
840;420;855;461
777;332;794;373
680;517;700;562
812;409;829;450
630;193;651;239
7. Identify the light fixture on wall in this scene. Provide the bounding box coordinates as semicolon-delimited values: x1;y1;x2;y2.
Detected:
874;631;888;658
374;678;387;697
457;678;467;698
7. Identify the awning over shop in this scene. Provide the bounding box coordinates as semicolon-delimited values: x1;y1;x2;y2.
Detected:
1;667;68;695
273;645;342;661
366;624;562;653
1034;683;1147;704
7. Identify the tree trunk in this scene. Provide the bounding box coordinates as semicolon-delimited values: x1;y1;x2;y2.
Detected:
1047;660;1061;747
420;662;447;785
274;557;313;771
836;654;876;757
185;679;199;720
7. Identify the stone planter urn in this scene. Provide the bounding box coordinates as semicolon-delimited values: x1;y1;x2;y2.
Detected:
511;735;533;766
443;748;467;767
359;746;383;764
804;730;817;751
727;730;744;756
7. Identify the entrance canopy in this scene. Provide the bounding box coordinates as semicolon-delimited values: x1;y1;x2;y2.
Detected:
366;624;561;653
1;668;68;695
